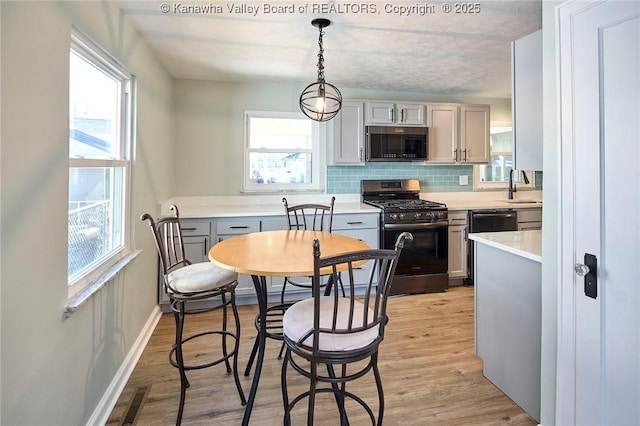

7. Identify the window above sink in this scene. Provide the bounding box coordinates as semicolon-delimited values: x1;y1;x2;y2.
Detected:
473;122;536;191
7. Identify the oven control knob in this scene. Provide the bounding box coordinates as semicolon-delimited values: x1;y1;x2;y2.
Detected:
428;212;436;221
390;213;398;220
398;213;405;220
414;212;422;219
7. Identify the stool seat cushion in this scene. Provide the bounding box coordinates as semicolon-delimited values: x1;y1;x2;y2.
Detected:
167;262;238;294
283;296;379;352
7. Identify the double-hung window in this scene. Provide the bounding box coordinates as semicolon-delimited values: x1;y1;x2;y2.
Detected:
68;31;134;298
244;111;320;192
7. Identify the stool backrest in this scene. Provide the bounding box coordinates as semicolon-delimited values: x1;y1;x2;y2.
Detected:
283;196;335;232
140;204;190;277
302;231;412;357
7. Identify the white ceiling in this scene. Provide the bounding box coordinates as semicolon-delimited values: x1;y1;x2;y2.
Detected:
118;1;542;98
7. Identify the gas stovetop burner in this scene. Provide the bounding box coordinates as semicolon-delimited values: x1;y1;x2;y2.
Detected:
366;199;447;211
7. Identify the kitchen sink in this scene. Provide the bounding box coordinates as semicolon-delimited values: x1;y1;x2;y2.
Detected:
499;199;543;204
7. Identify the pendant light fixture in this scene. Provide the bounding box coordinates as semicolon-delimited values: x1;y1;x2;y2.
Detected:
299;18;342;121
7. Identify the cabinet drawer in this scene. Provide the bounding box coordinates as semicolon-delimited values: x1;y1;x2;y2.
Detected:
332;214;378;230
216;220;261;235
448;211;468;225
179;221;210;236
518;209;542;222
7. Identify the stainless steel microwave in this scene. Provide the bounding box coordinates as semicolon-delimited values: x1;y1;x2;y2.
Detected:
365;126;428;161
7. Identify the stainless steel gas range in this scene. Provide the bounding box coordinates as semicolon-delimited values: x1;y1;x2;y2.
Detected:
362;179;449;295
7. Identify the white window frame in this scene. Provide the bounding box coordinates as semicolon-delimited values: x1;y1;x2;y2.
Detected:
68;29;135;301
243;110;321;192
473;122;535;191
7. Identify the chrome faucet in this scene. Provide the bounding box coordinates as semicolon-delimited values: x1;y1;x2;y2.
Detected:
508;169;516;199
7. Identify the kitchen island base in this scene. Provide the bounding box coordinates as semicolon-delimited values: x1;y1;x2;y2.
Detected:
471;231;541;423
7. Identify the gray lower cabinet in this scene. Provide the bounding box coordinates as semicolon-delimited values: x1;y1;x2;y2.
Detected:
448;211;468;279
157;212;379;308
517;208;542;231
214;218;263;299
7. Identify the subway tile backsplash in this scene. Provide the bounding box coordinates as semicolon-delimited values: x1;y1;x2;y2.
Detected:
327;164;543;194
327;164;475;194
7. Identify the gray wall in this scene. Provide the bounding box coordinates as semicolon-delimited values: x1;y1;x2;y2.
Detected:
0;1;172;424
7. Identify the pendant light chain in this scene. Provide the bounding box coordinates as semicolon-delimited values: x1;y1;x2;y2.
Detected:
316;26;325;84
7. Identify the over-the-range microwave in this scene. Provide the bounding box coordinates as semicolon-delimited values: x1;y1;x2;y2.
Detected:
365;125;428;161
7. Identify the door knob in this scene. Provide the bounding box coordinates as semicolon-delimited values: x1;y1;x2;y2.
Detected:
574;263;590;276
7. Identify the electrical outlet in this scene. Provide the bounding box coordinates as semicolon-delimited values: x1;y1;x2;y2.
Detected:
459;175;469;186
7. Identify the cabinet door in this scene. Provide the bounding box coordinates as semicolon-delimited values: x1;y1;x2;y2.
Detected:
512;30;543;171
365;101;395;124
460;105;490;163
448;212;468;279
448;226;467;278
158;236;210;305
426;104;458;163
397;103;426;125
333;228;379;288
215;234;257;296
332;101;365;165
183;235;209;263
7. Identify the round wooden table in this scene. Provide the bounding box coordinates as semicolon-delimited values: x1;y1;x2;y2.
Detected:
208;230;369;425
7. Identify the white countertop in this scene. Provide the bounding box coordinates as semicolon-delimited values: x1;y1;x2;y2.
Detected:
161;194;379;218
469;230;542;263
425;190;543;211
160;190;542;218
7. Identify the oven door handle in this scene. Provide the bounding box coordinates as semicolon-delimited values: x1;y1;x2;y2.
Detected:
384;222;448;231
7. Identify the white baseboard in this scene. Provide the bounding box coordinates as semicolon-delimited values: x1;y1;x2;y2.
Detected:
87;305;162;425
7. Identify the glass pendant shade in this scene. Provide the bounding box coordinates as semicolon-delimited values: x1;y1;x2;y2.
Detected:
299;19;342;122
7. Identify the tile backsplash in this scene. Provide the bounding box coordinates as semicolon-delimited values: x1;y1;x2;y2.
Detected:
327;164;543;194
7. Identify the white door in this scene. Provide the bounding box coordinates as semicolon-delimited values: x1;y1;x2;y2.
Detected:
558;1;640;425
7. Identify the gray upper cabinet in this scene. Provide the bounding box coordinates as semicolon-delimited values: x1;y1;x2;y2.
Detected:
427;103;490;164
329;100;365;165
512;29;543;171
365;101;426;126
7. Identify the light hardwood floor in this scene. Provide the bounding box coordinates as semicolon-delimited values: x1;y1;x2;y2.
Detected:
107;286;536;425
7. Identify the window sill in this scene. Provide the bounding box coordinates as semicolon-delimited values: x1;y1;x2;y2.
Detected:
64;250;141;318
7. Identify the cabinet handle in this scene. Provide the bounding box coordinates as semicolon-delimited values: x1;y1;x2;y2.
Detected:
389;108;394;121
463;149;467;162
453;149;458;162
230;226;249;229
359;147;363;161
182;227;197;231
347;221;364;225
400;109;405;122
463;227;468;241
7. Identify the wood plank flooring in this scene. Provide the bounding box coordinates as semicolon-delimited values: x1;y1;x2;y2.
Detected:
106;286;536;425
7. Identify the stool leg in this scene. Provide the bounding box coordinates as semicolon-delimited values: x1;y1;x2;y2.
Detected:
308;362;317;425
229;290;247;405
372;353;384;426
220;293;231;373
281;347;291;426
174;301;189;425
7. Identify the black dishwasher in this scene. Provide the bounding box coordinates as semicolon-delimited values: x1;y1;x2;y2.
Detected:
465;209;518;284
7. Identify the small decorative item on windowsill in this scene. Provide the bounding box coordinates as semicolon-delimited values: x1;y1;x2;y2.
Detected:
299;18;342;122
